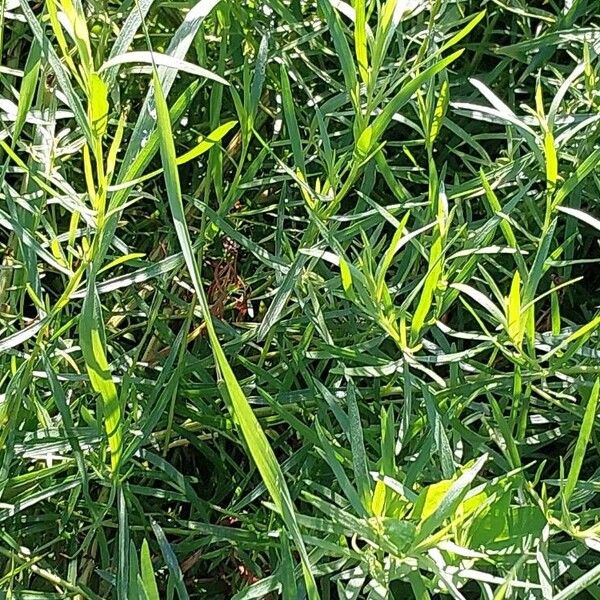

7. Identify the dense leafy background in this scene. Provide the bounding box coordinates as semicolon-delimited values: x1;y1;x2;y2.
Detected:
0;0;599;598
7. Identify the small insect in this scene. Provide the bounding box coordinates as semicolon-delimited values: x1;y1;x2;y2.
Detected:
207;237;250;320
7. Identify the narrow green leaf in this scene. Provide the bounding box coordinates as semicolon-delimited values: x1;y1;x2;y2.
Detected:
117;487;129;600
563;379;600;505
428;78;449;147
354;0;369;85
439;10;486;53
80;281;122;472
506;270;523;347
150;518;188;600
141;539;160;600
12;41;41;143
347;383;372;513
553;147;600;209
280;64;305;172
318;0;359;95
89;73;109;139
314;419;365;517
250;34;269;119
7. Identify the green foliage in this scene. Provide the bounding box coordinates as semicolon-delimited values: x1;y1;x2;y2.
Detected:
0;0;599;598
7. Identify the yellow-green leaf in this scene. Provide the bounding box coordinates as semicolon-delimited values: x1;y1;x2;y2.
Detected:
99;253;146;275
428;79;449;146
544;129;558;188
80;284;122;472
356;125;374;158
61;0;93;75
412;479;453;521
339;256;353;295
354;0;369;85
89;73;109;139
506;270;523;347
175;120;237;165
